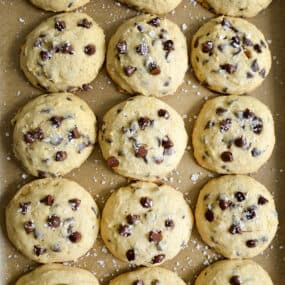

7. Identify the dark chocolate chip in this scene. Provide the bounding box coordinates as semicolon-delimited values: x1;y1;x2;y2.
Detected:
135;145;148;158
126;249;136;261
149;230;163;243
165;219;175;229
147;17;160;27
47;215;61;228
148;62;161;75
133;281;144;285
243;37;253;47
235;192;246;202
220;64;237;74
231;36;240;48
251;59;260;72
251;147;262;157
254;44;262;53
118;224;132;237
229;224;242;235
33;38;42;48
124;66;137;76
127;214;140;225
230;275;241;285
84;44;96;55
19;202;31;214
205;209;214;222
259;68;266;78
55;151;67;161
219;118;232;133
138;117;152;130
24;128;44;144
221;151;233;162
107;156;119;168
251;117;263;134
221;18;232;28
24;221;35;234
140;197;153;208
244;206;256;220
205;120;215;129
117;41;127;54
202;41;214;53
136;43;149;56
243;108;255;119
69;231;82;243
40;195;54;206
55;20;66;31
152;254;165;264
77;18;92;28
258;196;268;205
219;199;232;210
50;116;64;128
234;137;247;148
58;42;74;54
158;109;170;119
246;239;258;248
216;107;227;115
69;198;81;211
163;40;174;52
162;136;174;149
34;245;46;256
69;127;81;139
40;50;52;61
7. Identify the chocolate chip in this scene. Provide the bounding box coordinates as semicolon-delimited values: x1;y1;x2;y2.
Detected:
149;230;163;243
219;118;232;132
254;44;262;53
55;20;66;31
69;127;81;139
19;202;31;214
133;281;144;285
259;68;266;78
127;214;140;225
138;117;152;130
205;209;214;222
251;117;263;134
84;44;96;55
24;221;35;234
124;66;137;76
235;192;246;202
229;224;242;235
69;199;81;211
219;199;232;210
216;107;227;115
152;254;165;264
147;17;160;27
246;239;258;248
50;116;64;128
140;197;153;208
234;137;247;148
158;109;169;119
148;62;161;75
34;245;46;256
202;41;214;53
163;40;174;52
24;128;44;144
258;196;268;205
58;42;74;54
40;195;54;206
55;151;67;161
47;215;61;228
165;219;175;229
162;136;174;149
117;41;127;54
126;249;135;261
151;280;160;285
243;108;255;119
220;64;237;74
243;37;253;47
69;231;82;243
118;224;132;237
33;38;42;48
221;151;233;162
246;72;253;78
251;59;260;72
221;18;232;28
40;50;51;61
251;147;262;157
230;275;241;285
135;145;148;158
107;156;119;168
244;206;256;220
231;36;240;48
205;120;215;129
77;18;92;28
136;43;149;56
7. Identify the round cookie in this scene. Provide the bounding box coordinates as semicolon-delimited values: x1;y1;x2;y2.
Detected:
6;178;100;263
21;12;105;93
198;0;272;18
110;267;186;285
99;96;188;181
191;16;271;95
192;95;275;174
12;93;96;177
195;259;273;285
101;181;193;266
16;264;99;285
30;0;90;12
106;15;188;97
118;0;182;14
195;175;278;259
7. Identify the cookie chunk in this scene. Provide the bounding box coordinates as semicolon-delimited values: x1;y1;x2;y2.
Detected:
107;15;188;97
118;0;182;14
195;175;278;259
198;0;272;17
195;259;273;285
99;96;188;181
101;181;193;266
6;178;100;263
20;12;105;93
191;16;271;95
192;95;275;174
16;264;99;285
110;267;186;285
12;93;96;177
30;0;90;12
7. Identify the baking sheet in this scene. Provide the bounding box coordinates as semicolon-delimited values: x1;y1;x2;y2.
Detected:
0;0;284;284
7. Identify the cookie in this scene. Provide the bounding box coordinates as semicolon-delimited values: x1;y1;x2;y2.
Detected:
198;0;272;18
6;178;100;263
195;259;273;285
110;267;186;285
20;12;105;93
195;175;278;259
101;181;193;266
118;0;182;14
30;0;90;12
99;96;188;181
12;93;96;177
191;16;271;95
16;264;99;285
192;95;275;174
106;15;188;97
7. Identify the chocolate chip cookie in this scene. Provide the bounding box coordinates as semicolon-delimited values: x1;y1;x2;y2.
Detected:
191;16;271;95
192;95;275;174
12;93;96;177
6;178;100;263
99;96;188;181
20;12;105;92
30;0;90;12
195;175;278;259
195;259;273;285
101;181;193;266
107;15;188;97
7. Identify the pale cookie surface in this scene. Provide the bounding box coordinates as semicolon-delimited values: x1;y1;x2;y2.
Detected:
118;0;182;14
101;181;193;266
99;96;188;181
191;16;271;95
13;93;96;177
21;12;105;93
195;175;278;259
198;0;272;17
192;95;275;174
16;264;99;285
110;267;186;285
107;15;188;97
6;178;100;263
30;0;90;12
195;259;273;285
